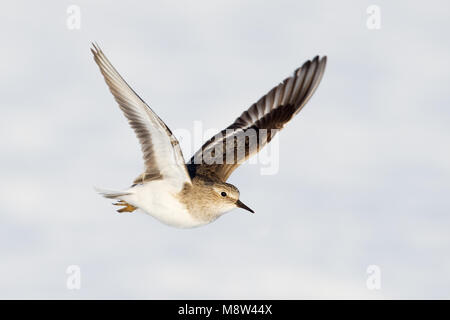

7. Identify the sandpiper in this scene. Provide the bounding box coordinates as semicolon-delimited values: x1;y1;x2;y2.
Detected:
92;44;326;228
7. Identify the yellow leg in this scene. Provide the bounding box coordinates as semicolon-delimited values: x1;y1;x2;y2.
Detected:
113;200;137;213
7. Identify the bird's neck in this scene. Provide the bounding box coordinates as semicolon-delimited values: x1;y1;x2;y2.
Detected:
177;177;224;223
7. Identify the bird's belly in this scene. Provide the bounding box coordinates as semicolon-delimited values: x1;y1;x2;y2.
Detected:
127;182;207;228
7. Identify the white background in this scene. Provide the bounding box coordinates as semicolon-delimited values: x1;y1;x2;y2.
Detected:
0;0;449;298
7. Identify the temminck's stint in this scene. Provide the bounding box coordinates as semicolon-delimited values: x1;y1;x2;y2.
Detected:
92;44;326;228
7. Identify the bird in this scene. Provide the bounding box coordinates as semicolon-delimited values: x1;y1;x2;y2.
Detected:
91;43;326;228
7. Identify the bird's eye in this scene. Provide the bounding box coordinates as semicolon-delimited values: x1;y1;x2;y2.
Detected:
221;192;227;197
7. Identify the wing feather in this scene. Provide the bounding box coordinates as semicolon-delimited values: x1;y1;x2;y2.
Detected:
189;56;327;181
91;44;191;186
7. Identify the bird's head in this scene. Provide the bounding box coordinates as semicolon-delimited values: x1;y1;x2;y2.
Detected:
211;182;254;214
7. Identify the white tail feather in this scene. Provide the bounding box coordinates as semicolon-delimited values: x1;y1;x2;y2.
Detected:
94;187;132;199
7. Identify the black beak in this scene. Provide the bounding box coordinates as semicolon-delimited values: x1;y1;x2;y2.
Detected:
236;200;255;213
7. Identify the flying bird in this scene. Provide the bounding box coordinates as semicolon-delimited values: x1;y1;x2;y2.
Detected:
91;44;326;228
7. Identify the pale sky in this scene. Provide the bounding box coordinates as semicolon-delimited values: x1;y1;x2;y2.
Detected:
1;0;449;299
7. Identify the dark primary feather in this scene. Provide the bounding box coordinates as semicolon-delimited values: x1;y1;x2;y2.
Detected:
188;56;327;181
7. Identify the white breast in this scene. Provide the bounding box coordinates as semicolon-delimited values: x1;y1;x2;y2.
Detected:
121;181;208;228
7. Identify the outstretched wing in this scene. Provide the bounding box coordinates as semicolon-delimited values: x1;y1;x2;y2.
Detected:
91;44;191;186
188;56;327;182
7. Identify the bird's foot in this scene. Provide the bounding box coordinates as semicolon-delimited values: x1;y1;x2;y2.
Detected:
113;200;137;213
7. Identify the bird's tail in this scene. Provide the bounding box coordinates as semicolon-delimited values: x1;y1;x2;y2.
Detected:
94;187;131;199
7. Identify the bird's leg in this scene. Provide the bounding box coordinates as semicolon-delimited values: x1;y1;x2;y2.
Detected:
113;200;137;213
